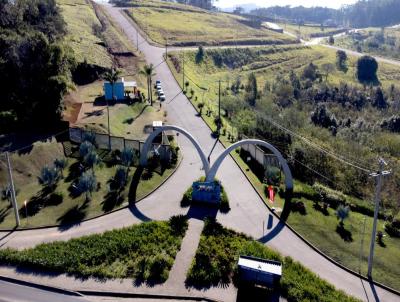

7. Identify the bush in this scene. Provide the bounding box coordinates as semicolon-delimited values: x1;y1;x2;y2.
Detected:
187;219;359;302
313;183;346;208
0;220;187;283
385;217;400;237
169;215;189;236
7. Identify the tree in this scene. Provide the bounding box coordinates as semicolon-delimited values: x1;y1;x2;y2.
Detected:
302;63;319;82
113;166;128;193
321;63;335;82
197;102;205;115
372;87;388;110
103;68;122;102
195;45;205;64
121;148;135;169
336;50;348;73
328;35;334;45
39;166;58;189
336;205;350;227
54;158;67;178
79;141;95;159
77;171;97;202
140;64;156;106
245;73;257;107
311;104;338;130
83;150;99;171
357;55;378;84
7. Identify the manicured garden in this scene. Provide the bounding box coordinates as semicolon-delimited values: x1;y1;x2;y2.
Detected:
186;218;360;302
0;136;178;229
0;216;188;283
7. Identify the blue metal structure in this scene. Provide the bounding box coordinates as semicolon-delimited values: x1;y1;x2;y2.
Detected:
192;181;221;204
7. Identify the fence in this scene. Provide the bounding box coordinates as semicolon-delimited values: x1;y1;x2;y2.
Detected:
69;127;171;161
240;137;280;170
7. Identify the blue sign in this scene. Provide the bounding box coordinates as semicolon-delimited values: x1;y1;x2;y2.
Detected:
192;181;221;204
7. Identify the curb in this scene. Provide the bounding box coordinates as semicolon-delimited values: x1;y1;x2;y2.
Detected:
163;52;400;297
79;290;221;302
0;274;83;297
0;155;183;232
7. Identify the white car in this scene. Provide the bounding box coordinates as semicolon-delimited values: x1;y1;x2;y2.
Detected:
159;92;166;101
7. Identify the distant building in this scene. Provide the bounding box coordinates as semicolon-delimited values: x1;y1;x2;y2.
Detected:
104;77;137;101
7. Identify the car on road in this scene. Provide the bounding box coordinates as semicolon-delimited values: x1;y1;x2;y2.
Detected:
154;80;161;88
159;92;166;101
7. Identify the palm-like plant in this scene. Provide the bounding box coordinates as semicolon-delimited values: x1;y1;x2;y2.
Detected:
79;141;94;159
54;158;67;178
103;68;122;101
140;64;156;106
39;166;59;189
83;150;99;171
336;205;350;228
121;148;135;169
77;171;97;202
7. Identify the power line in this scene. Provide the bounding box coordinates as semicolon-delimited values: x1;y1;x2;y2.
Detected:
261;115;374;173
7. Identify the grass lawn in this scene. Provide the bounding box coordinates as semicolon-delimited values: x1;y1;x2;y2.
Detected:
57;0;113;68
165;46;400;290
124;0;297;46
278;23;342;40
75;102;165;141
187;218;360;302
0;140;176;229
0;216;188;283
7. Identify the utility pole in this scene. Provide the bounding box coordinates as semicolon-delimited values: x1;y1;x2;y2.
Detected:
182;53;185;91
359;217;366;274
6;152;20;227
367;158;391;278
218;79;221;133
165;37;168;57
136;29;139;51
107;99;111;150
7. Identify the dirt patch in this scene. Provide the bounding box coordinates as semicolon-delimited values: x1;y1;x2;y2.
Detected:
63;93;82;125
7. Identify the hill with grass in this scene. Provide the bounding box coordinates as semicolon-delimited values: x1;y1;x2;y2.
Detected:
119;0;297;46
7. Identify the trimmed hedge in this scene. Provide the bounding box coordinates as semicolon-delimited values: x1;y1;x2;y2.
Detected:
0;217;188;283
187;218;360;302
180;178;230;213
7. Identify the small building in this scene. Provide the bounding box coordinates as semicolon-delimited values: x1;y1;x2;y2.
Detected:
238;255;282;287
104;77;137;101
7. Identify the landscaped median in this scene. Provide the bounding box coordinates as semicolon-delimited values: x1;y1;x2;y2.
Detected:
0;216;188;283
186;218;360;302
0;216;361;301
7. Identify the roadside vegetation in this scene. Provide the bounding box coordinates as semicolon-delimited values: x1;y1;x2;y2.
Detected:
187;218;360;302
120;0;297;46
166;45;400;289
335;27;400;61
0;137;178;229
277;22;344;40
0;216;188;283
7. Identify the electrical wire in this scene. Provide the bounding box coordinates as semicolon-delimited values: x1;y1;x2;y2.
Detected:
261;115;374;173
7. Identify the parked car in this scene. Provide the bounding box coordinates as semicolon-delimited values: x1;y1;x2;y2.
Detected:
154;80;161;88
159;92;166;101
157;88;164;95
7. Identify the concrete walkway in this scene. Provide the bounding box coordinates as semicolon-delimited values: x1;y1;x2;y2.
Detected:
0;4;399;302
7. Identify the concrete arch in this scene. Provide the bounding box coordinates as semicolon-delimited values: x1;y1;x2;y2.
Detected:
206;139;293;191
140;125;210;174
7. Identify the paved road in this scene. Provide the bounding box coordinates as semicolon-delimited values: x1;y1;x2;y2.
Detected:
0;4;399;302
0;280;88;302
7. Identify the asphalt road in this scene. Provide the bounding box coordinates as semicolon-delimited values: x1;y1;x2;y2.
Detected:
0;4;399;302
0;280;87;302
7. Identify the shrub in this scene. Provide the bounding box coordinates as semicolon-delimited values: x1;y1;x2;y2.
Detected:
385;216;400;237
169;215;189;236
0;221;186;283
79;141;95;159
187;219;359;302
39;166;59;188
313;183;346;208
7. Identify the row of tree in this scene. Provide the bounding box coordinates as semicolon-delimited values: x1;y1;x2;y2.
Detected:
250;0;400;28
